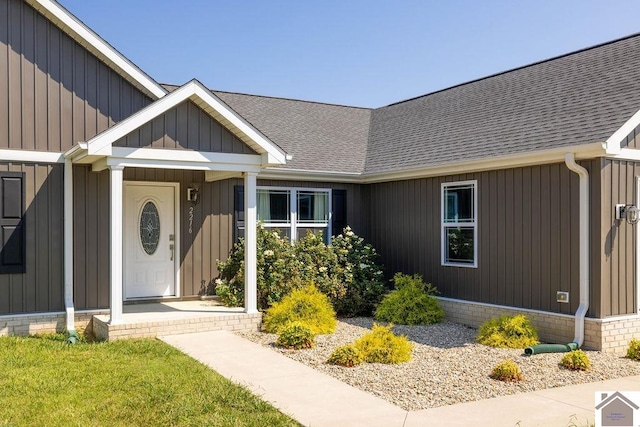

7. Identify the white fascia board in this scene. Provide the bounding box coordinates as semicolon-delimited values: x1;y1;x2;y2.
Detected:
607;148;640;161
361;142;606;184
259;167;363;183
205;171;242;182
605;109;640;154
91;154;261;173
25;0;166;100
111;147;262;166
0;149;64;163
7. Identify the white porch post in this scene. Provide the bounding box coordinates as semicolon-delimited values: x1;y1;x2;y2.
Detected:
109;165;124;324
244;172;258;314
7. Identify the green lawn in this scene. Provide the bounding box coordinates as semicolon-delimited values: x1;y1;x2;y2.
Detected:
0;334;300;427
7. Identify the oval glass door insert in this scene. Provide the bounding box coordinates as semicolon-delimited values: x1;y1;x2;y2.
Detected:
140;201;160;255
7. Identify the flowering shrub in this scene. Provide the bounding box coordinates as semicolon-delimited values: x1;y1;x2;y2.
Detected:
294;231;345;303
331;227;386;316
215;225;302;309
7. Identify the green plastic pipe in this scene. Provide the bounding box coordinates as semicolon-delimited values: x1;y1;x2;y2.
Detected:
524;342;578;355
67;330;79;345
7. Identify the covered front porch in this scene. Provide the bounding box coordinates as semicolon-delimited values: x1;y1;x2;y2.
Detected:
91;300;261;341
61;80;288;339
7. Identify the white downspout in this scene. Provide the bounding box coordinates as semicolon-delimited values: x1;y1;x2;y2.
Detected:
64;158;78;342
564;153;589;347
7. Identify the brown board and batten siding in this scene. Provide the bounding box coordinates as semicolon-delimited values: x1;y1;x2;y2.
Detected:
599;158;639;317
0;162;64;314
113;100;257;154
367;161;603;318
0;0;152;153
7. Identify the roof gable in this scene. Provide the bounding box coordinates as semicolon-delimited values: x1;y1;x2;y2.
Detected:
85;80;286;164
25;0;166;100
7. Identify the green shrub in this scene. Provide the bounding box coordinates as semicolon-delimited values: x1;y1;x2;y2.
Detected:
331;227;386;317
353;323;413;364
294;230;345;303
626;338;640;361
374;273;444;325
476;314;539;349
276;322;315;350
327;344;363;367
262;284;337;335
490;360;523;382
560;350;591;371
215;225;304;310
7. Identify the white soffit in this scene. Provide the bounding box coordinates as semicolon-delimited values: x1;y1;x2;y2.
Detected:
25;0;166;100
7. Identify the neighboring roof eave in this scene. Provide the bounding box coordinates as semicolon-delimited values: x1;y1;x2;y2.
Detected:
25;0;167;100
85;79;287;165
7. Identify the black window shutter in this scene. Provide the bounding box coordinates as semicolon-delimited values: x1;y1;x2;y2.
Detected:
0;172;26;274
331;189;347;236
234;185;245;242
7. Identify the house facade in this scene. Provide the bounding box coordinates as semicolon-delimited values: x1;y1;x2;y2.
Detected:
2;0;640;351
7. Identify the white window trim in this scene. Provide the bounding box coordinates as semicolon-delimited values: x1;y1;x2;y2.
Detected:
257;186;332;243
441;180;478;268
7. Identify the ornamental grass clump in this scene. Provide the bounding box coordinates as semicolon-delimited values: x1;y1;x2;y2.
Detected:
476;314;539;349
275;322;315;350
560;350;591;371
327;344;363;367
490;360;524;382
374;273;444;325
262;284;337;335
353;323;413;364
626;338;640;361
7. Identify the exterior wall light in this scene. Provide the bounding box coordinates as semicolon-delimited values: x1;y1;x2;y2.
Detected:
615;204;640;225
187;187;200;205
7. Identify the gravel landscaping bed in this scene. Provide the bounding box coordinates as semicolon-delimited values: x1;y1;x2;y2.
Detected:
238;318;640;411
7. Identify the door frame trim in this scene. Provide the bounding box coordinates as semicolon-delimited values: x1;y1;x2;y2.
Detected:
123;181;181;300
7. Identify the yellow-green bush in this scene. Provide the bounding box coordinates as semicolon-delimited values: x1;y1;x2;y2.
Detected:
276;322;315;350
560;350;591;371
353;323;413;364
476;314;539;349
327;344;363;367
262;284;337;335
374;273;444;325
490;360;523;382
626;338;640;361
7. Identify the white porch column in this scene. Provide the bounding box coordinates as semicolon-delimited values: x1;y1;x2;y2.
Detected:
244;172;258;314
109;165;124;324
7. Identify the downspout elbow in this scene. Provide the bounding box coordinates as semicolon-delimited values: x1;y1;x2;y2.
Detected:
564;153;589;348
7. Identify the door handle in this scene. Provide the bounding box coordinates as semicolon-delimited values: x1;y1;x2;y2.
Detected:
169;244;174;261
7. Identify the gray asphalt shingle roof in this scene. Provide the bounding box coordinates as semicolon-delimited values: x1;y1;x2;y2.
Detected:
167;33;640;177
365;34;640;174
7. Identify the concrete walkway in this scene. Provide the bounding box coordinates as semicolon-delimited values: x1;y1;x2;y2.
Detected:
161;331;640;427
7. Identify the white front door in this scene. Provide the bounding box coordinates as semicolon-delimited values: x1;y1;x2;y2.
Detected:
124;183;178;299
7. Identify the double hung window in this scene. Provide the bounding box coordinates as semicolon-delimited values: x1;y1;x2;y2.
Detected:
442;181;477;267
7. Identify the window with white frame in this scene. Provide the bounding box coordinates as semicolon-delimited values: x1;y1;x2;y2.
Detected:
257;187;331;242
441;181;477;267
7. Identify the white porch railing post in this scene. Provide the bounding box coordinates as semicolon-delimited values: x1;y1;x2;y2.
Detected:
109;165;124;325
244;172;258;314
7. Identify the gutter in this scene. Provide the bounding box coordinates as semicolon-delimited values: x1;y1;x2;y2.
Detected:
564;153;590;347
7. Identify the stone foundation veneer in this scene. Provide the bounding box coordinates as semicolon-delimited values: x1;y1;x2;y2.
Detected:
438;297;640;353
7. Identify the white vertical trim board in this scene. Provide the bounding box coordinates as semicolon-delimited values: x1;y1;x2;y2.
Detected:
109;166;124;325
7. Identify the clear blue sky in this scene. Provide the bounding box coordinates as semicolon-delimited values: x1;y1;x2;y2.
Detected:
58;1;639;108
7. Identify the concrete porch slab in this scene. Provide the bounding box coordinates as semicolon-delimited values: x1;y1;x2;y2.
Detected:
92;301;261;341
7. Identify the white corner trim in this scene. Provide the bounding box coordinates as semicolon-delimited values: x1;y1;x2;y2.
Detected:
25;0;166;100
0;149;64;164
605;109;640;153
